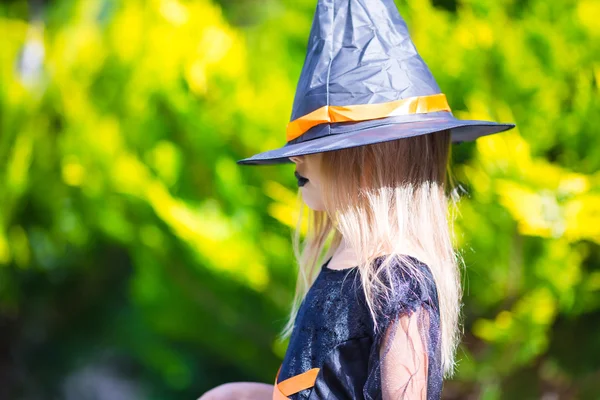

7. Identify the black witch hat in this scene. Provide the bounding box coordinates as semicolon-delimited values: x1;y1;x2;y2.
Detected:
236;0;516;165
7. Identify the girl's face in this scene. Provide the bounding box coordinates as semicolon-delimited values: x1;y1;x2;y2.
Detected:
290;153;326;211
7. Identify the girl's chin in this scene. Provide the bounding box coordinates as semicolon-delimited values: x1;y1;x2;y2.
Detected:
301;197;325;212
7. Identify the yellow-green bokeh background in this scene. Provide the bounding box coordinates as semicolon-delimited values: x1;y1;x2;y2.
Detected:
1;0;599;398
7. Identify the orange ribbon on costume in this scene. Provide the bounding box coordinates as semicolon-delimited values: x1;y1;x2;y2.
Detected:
273;364;320;400
286;93;452;141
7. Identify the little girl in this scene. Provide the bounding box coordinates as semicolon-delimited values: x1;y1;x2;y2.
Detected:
201;132;457;400
200;0;515;398
274;136;455;400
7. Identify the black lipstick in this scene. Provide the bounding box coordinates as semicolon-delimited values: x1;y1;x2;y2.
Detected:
295;171;309;187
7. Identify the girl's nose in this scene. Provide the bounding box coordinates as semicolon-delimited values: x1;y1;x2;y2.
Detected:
290;156;304;164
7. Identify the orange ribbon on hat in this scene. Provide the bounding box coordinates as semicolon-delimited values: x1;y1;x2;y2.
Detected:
286;92;452;142
273;364;320;400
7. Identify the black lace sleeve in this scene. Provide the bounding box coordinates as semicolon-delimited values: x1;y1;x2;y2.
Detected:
362;257;443;400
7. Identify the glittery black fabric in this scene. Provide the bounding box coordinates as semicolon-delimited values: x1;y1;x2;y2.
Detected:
277;255;443;400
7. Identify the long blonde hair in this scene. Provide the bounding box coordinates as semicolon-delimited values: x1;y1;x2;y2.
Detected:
278;128;463;379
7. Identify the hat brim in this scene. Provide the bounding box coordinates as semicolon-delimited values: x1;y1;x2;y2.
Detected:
236;116;516;166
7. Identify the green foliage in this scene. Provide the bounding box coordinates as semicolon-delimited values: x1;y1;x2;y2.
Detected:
0;0;598;398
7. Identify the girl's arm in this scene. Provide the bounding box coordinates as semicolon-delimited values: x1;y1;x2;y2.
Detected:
380;306;430;400
198;382;274;400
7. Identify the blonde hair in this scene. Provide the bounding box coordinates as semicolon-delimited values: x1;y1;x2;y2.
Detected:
278;129;464;379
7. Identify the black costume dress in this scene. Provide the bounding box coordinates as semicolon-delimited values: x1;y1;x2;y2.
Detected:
277;255;443;400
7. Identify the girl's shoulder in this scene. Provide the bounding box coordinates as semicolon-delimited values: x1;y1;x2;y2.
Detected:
372;254;436;290
369;254;439;323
